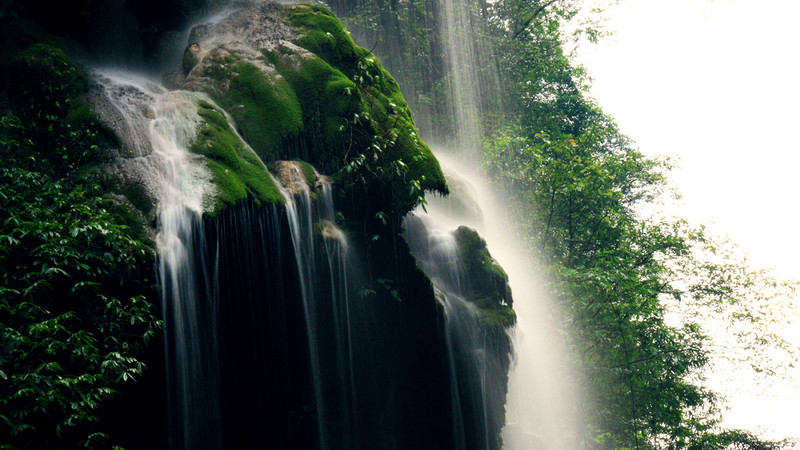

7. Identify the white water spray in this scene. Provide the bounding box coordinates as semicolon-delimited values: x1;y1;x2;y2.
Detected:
93;71;222;449
149;89;221;450
438;0;483;151
415;151;586;449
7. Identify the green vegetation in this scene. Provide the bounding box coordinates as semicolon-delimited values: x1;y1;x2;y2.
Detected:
2;42;101;177
333;0;796;447
280;3;447;217
208;61;304;162
294;159;318;185
0;162;159;449
5;0;793;447
285;4;360;70
189;100;284;215
267;46;362;169
452;226;516;331
0;25;160;448
178;4;446;221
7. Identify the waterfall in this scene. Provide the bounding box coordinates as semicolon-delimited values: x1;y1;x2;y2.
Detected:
397;0;586;443
92;72;225;449
279;162;360;450
408;152;585;449
86;3;525;449
149;90;227;450
438;0;484;152
404;214;502;450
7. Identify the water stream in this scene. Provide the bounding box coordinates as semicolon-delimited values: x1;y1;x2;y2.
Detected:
280;163;359;450
409;152;585;449
93;72;224;449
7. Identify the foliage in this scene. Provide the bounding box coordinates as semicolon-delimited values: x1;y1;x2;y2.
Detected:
481;26;794;448
1;36;160;447
325;0;797;445
3;43;103;176
0;122;160;449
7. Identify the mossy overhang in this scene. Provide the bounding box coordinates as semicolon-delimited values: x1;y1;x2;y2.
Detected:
280;3;448;199
452;226;516;330
177;2;447;218
188;99;285;216
197;57;305;164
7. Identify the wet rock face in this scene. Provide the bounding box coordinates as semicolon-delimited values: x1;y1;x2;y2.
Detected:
186;2;289;62
273;160;314;195
452;225;516;331
180;2;298;94
86;76;159;157
177;4;310;165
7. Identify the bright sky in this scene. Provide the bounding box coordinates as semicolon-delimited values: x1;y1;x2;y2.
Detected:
574;0;800;441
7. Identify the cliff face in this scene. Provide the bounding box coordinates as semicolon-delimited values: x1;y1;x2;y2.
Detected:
0;2;513;448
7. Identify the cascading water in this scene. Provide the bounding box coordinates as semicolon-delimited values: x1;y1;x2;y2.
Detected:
94;71;359;449
403;218;506;450
407;152;586;449
92;72;224;449
438;0;484;152
87;3;529;449
279;162;361;450
381;0;587;442
151;93;221;450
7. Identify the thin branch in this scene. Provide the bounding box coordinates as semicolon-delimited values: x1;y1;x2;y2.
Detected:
512;0;559;40
608;349;682;370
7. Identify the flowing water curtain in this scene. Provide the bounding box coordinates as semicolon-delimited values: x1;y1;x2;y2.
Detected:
404;204;513;449
330;0;503;150
280;163;363;449
91;73;223;448
413;154;587;449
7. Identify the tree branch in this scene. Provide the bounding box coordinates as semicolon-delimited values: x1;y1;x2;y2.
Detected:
512;0;559;41
608;349;682;370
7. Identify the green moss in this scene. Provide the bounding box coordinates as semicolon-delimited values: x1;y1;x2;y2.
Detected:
294;159;317;185
184;4;445;219
275;4;447;215
284;4;359;72
190;101;284;216
453;226;510;297
475;298;517;331
267;49;361;169
212;62;304;162
452;226;516;331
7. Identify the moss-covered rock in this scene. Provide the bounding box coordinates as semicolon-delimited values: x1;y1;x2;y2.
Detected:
266;45;362;169
452;226;516;331
294;159;317;186
207;59;304;163
271;160;316;196
282;4;447;211
189;99;285;215
179;2;446;219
